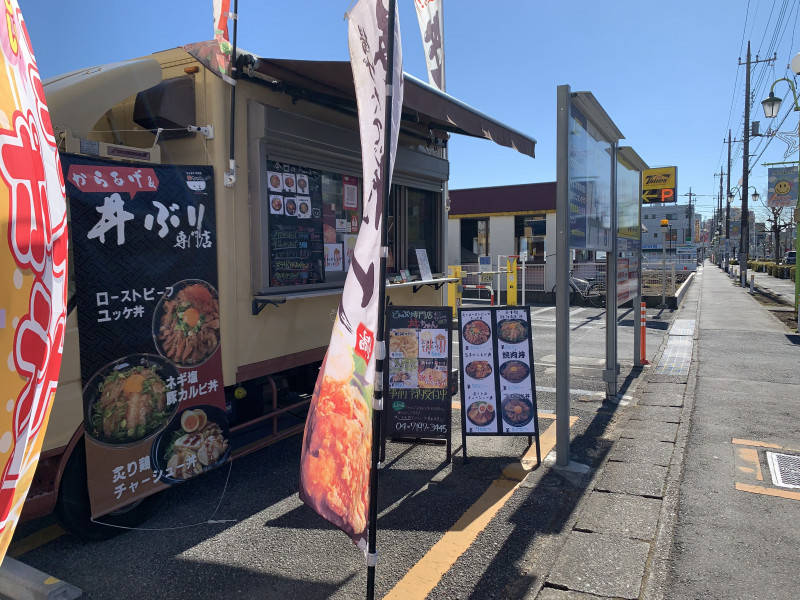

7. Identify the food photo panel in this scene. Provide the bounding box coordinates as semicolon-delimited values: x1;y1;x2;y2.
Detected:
282;172;297;193
297;197;311;219
269;194;284;215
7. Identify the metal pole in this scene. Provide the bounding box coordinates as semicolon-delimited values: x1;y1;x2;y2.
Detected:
555;85;571;467
366;2;397;596
634;171;642;367
661;230;666;306
606;143;618;400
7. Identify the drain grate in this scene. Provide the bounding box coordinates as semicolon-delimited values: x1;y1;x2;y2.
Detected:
767;452;800;489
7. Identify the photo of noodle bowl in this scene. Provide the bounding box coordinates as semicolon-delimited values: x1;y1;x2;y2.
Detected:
151;405;230;484
389;329;418;358
84;354;179;446
501;394;534;427
154;280;220;367
497;319;529;344
466;401;495;427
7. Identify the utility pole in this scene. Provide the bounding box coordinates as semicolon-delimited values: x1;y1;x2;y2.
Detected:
717;169;724;265
739;42;776;286
726;130;733;270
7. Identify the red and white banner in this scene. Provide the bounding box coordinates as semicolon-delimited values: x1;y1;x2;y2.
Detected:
212;0;234;82
299;0;402;548
0;0;68;559
415;0;445;91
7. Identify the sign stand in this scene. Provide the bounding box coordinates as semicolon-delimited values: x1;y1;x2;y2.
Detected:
457;306;541;465
380;306;454;464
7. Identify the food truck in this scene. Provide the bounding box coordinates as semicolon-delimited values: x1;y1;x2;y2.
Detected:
22;41;536;539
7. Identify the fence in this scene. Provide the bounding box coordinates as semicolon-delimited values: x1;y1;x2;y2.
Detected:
459;260;679;299
642;262;676;295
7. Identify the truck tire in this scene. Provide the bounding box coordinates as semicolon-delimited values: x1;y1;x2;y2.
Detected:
54;438;162;541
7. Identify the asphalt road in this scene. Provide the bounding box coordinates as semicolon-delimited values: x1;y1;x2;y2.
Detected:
9;301;673;600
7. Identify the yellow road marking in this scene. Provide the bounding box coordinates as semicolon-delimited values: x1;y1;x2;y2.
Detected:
732;438;800;453
384;415;578;600
735;447;763;481
735;482;800;501
7;524;64;558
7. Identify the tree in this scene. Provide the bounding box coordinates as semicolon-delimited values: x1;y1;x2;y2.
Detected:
756;199;790;260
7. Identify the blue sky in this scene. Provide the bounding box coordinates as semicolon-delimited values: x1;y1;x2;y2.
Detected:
19;1;800;220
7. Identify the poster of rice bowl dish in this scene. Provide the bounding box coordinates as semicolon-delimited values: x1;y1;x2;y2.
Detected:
64;154;229;518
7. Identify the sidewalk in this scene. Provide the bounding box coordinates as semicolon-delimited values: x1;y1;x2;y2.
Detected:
524;261;799;599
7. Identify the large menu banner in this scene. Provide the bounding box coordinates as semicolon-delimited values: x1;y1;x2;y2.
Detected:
458;307;538;445
384;306;452;447
0;1;68;559
63;154;228;518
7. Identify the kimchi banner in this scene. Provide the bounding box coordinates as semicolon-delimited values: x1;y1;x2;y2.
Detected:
0;0;69;560
299;0;403;548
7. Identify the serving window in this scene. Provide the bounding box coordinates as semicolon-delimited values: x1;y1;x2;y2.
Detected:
386;185;442;277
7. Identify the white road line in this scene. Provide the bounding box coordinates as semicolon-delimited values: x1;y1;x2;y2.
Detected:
536;385;605;398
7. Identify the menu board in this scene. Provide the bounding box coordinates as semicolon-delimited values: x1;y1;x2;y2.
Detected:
459;307;538;439
383;306;453;450
267;161;324;286
63;154;229;518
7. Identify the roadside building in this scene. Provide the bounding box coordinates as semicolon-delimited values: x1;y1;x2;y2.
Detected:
641;203;698;269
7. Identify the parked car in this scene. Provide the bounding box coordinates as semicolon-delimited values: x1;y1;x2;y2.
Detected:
784;250;796;265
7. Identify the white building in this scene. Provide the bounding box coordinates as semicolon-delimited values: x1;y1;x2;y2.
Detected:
641;203;697;269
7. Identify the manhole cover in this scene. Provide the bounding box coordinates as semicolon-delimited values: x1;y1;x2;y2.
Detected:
767;452;800;489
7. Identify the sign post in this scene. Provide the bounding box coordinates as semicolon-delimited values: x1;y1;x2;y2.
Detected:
660;219;669;307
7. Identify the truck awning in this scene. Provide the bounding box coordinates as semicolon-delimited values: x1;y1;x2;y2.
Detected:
184;42;536;159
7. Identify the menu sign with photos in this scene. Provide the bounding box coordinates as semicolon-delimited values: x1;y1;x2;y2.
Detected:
64;154;229;518
383;306;453;460
267;160;324;286
458;307;540;458
459;310;498;434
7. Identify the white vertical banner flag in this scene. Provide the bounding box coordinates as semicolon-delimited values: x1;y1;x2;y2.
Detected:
299;0;403;547
414;0;444;91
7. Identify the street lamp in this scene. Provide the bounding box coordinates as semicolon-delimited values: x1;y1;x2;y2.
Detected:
762;50;800;323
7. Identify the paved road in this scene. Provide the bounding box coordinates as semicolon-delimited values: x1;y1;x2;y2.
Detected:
8;300;671;600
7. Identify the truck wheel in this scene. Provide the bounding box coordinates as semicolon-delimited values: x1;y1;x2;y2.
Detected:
54;438;163;541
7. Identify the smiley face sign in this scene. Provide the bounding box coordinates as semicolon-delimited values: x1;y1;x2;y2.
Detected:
768;166;798;208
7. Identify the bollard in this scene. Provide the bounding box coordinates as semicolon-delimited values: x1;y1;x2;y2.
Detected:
640;302;649;365
750;274;754;294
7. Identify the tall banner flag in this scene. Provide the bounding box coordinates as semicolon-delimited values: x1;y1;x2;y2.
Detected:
767;166;798;208
212;0;234;83
299;0;403;548
0;1;68;558
415;0;444;91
